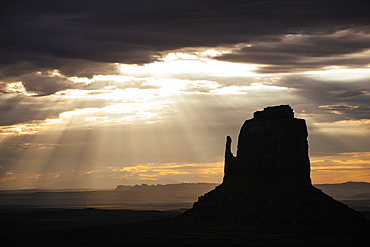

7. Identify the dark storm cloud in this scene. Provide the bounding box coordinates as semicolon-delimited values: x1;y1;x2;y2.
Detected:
0;95;61;126
0;58;120;95
332;89;367;99
275;75;370;121
1;0;370;81
0;82;8;94
20;74;76;96
0;71;81;96
279;76;370;102
216;30;370;73
0;94;112;126
0;58;119;79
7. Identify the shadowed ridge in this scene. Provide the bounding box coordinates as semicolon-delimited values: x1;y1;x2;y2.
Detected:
180;105;369;229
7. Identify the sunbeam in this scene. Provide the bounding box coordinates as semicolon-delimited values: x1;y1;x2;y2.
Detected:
1;46;370;189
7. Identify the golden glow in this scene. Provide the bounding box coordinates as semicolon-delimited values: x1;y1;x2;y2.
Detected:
3;152;369;187
6;82;26;93
0;118;62;135
0;177;17;182
4;81;37;96
310;118;370;136
0;64;290;137
1;48;370;189
117;162;224;178
312;166;366;170
312;170;370;184
120;50;260;78
305;65;370;80
0;162;224;188
311;152;370;184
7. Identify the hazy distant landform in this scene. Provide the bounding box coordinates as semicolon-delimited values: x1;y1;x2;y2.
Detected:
316;182;370;200
1;181;370;212
0;183;218;211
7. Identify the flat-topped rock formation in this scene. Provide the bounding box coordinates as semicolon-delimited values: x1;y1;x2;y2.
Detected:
225;105;310;182
181;105;368;229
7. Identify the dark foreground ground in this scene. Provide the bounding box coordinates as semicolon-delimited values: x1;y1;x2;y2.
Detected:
1;207;370;246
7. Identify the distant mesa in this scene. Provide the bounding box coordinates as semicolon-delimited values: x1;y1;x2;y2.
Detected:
181;105;368;229
115;183;218;195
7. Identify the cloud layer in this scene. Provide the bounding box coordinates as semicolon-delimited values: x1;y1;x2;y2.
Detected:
1;0;370;80
1;0;370;188
217;31;370;73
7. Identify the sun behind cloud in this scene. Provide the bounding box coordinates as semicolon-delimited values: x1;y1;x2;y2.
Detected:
1;44;370;188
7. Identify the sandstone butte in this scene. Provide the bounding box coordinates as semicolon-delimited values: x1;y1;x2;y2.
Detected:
181;105;368;229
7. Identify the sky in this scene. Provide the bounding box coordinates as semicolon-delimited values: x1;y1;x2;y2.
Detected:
1;0;370;189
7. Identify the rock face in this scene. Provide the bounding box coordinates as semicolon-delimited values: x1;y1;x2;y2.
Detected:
225;105;310;182
181;105;368;229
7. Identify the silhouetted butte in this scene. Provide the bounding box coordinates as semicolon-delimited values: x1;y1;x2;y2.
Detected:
181;105;368;229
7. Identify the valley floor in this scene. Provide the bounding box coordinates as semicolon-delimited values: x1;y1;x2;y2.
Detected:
1;207;369;246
